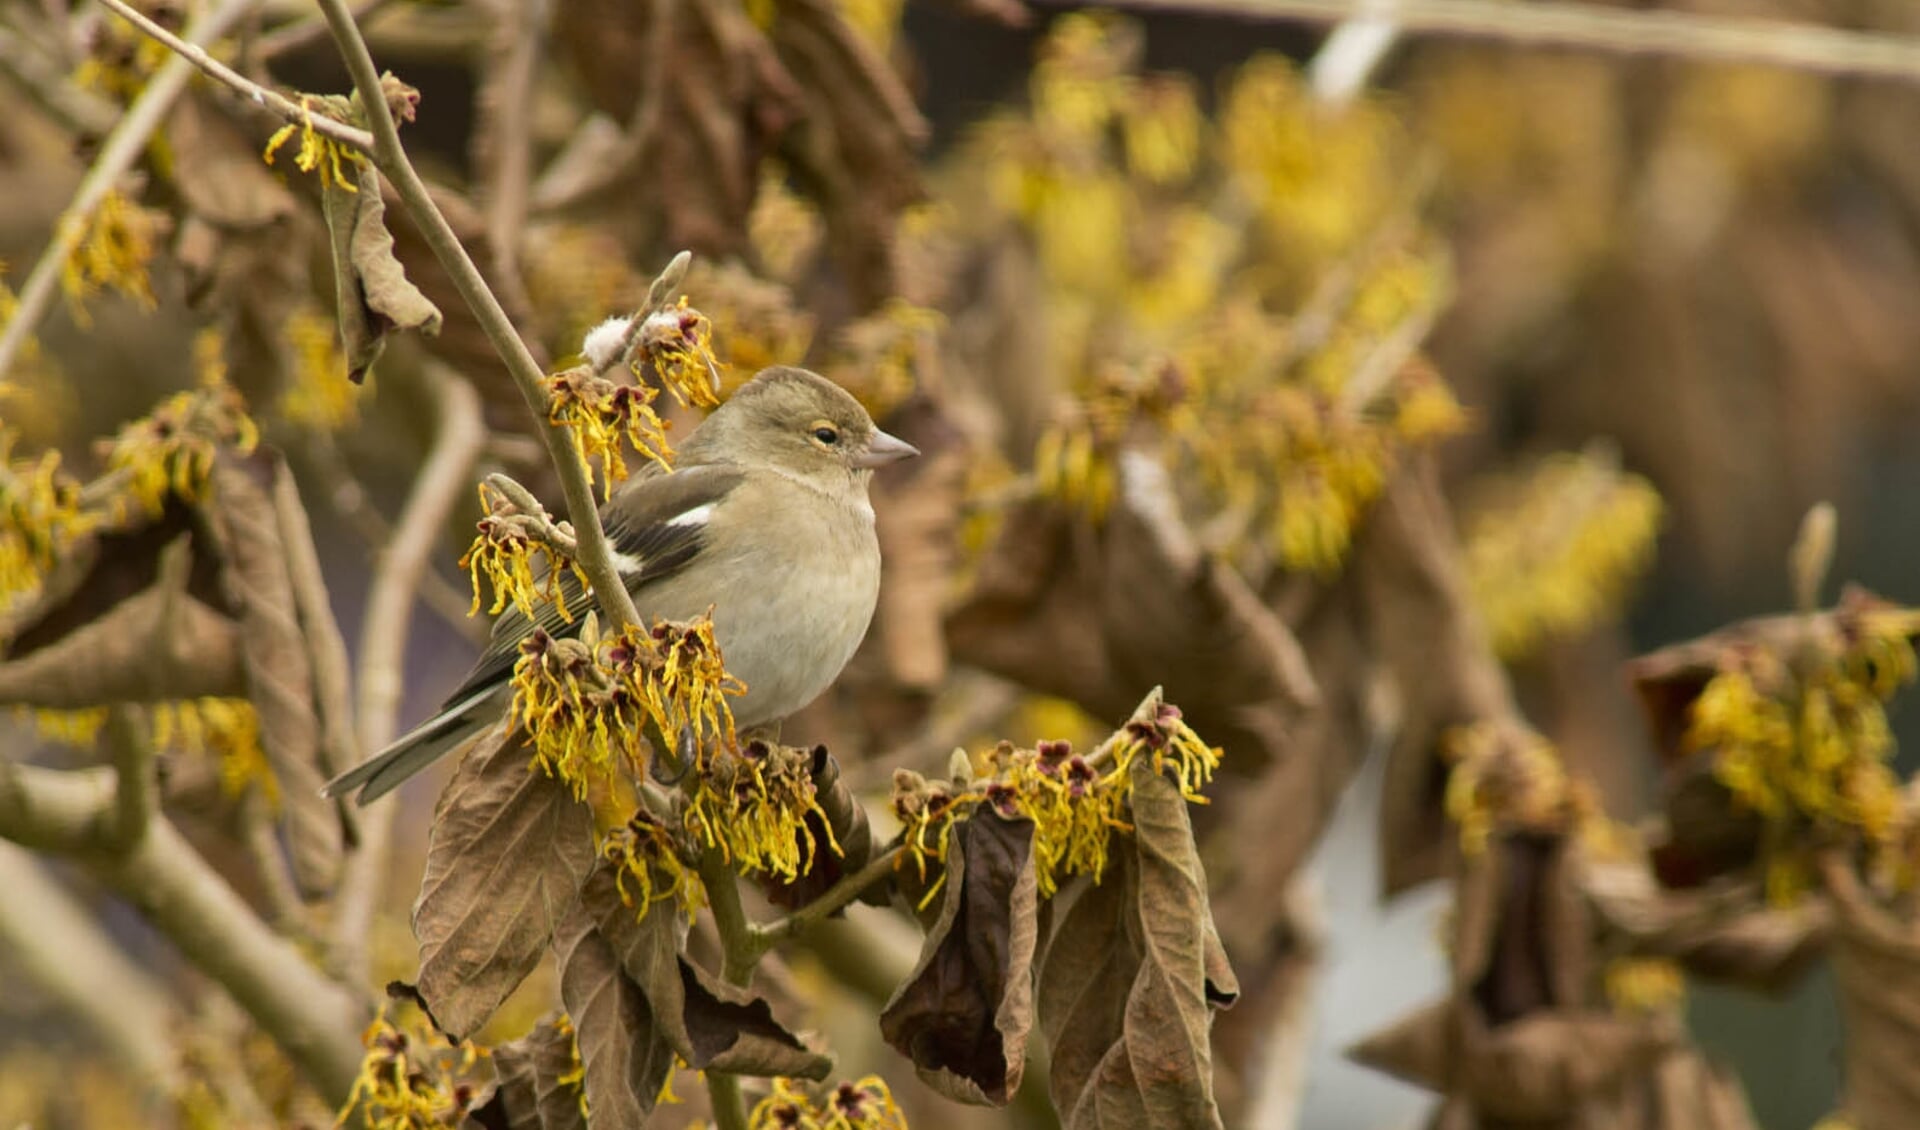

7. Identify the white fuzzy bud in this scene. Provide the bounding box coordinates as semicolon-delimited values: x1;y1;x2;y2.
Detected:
581;316;633;371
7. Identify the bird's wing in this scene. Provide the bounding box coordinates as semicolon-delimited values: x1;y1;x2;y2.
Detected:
436;463;748;709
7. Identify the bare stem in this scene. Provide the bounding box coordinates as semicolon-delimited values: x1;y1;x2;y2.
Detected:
476;0;546;299
0;0;255;381
313;0;642;632
93;0;373;153
334;364;486;981
747;844;904;958
1109;0;1920;83
0;762;366;1103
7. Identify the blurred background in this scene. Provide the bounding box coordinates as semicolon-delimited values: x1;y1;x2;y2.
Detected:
6;0;1920;1126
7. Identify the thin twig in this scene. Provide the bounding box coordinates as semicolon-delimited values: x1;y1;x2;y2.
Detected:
747;844;905;957
333;363;486;982
1092;0;1920;82
93;0;373;151
0;0;255;382
312;0;643;632
0;840;182;1092
476;0;546;304
241;786;315;935
0;764;367;1103
272;459;362;783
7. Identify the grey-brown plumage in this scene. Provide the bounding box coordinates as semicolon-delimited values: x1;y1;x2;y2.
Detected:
321;366;918;805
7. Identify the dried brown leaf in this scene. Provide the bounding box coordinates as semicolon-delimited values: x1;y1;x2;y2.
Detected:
1357;457;1521;896
322;157;443;383
1346;1001;1675;1120
0;516;244;707
879;806;1039;1104
474;1012;589;1130
768;0;927;305
763;746;875;910
582;860;832;1079
1582;859;1828;993
203;453;342;895
868;397;968;693
553;0;802;258
166;92;298;230
948;457;1314;778
413;727;596;1040
1819;853;1920;1130
555;905;676;1126
1036;761;1238;1129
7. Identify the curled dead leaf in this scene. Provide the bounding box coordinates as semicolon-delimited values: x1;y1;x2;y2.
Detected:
202;453;342;895
555;904;677;1125
0;510;243;707
763;746;876;911
948;454;1314;778
322;156;443;383
412;726;596;1041
879;806;1038;1105
1036;761;1238;1129
582;858;832;1079
474;1012;589;1130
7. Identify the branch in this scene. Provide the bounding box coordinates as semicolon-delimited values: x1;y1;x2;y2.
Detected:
255;0;399;60
311;0;643;632
1107;0;1920;82
93;0;373;153
0;0;255;382
0;759;366;1103
0;24;119;136
332;363;487;981
746;844;905;958
476;0;546;304
0;840;182;1093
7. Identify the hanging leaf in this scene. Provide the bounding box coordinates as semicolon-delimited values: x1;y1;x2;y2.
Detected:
554;904;676;1125
582;858;833;1079
320;151;442;383
880;806;1039;1104
476;1012;590;1130
1036;760;1238;1128
412;727;596;1040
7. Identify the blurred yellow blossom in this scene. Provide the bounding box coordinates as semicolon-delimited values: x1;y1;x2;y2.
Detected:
1466;447;1664;659
338;999;488;1129
98;333;259;517
59;188;162;324
277;306;364;429
0;429;92;612
749;1075;908;1130
1686;603;1920;904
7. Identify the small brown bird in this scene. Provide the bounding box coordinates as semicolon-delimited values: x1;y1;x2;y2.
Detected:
322;366;918;804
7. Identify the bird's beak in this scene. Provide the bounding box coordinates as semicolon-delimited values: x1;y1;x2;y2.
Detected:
853;429;920;469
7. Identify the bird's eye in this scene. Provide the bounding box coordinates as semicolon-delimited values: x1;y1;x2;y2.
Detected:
812;426;840;446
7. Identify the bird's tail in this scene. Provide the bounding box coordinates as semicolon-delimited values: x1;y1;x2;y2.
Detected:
321;687;504;805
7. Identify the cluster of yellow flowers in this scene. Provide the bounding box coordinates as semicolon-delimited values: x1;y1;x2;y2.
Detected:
602;809;704;923
749;1076;907;1130
545;367;676;496
0;429;91;611
263;99;367;192
1603;956;1687;1017
965;14;1468;575
822;300;944;422
340;1001;488;1130
1687;607;1919;903
1440;720;1625;860
154;697;276;803
59;188;163;324
277;305;362;429
459;481;590;623
1466;448;1664;659
506;616;745;803
98;331;259;516
684;740;836;883
893;698;1221;905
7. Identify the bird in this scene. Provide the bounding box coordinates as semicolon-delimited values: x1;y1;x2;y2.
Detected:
321;365;918;805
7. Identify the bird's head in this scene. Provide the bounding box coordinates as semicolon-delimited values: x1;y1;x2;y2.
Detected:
687;366;919;486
